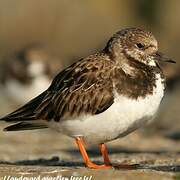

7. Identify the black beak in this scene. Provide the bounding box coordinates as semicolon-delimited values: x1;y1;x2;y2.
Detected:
153;52;176;64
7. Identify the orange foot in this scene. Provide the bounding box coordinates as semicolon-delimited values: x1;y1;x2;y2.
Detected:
86;161;112;169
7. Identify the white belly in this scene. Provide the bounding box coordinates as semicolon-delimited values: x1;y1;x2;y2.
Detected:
48;74;165;144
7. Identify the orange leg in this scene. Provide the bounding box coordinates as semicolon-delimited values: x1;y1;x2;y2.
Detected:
99;143;138;169
99;143;111;165
75;137;112;169
99;143;137;169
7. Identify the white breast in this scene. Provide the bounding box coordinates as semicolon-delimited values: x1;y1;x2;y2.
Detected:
49;73;165;144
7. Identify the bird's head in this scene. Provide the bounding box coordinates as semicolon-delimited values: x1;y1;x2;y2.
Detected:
105;27;175;66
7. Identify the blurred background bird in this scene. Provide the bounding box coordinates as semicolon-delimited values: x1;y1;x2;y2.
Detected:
0;44;61;106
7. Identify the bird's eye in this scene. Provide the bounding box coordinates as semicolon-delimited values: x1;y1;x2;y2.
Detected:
136;43;145;49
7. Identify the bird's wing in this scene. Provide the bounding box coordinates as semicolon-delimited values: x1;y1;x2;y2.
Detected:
1;54;114;126
35;54;114;121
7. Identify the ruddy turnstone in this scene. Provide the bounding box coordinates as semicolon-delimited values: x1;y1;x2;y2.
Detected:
0;45;59;104
0;28;175;169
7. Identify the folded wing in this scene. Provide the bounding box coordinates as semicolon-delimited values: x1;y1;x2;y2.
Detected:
1;54;114;130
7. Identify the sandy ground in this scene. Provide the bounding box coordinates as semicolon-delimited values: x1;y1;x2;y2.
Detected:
0;127;180;179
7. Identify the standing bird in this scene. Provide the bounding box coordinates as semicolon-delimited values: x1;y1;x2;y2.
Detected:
0;28;175;169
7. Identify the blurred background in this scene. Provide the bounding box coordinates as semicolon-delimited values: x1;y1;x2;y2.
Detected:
0;0;179;164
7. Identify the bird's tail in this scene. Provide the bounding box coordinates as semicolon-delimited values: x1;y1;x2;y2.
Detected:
3;122;48;131
0;91;47;122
